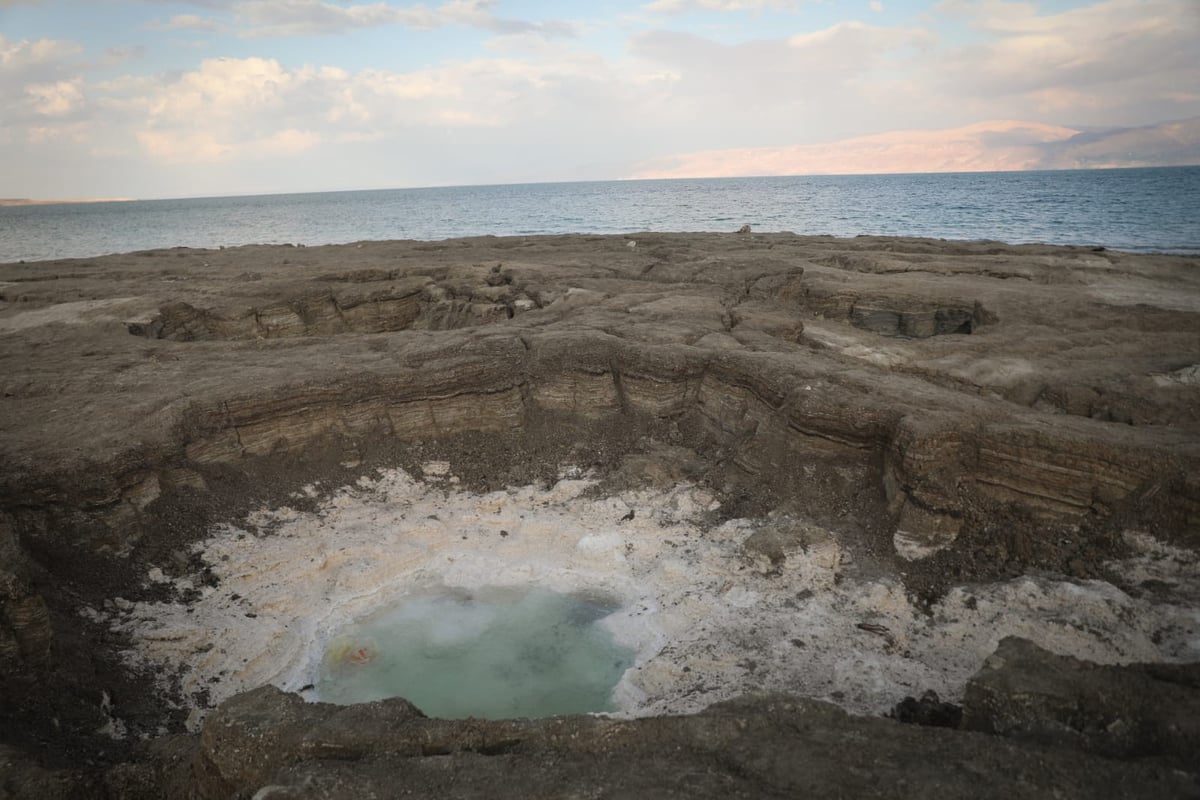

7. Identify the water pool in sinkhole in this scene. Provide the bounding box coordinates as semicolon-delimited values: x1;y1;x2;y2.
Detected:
106;464;1199;730
316;587;636;718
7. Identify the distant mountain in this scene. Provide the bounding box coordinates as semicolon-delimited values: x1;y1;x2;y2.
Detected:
1035;119;1200;169
0;198;134;206
633;118;1200;179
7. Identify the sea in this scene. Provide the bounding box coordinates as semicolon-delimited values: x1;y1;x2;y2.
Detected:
2;166;1197;263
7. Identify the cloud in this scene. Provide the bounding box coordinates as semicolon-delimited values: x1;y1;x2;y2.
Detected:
436;0;561;35
145;56;297;121
0;35;88;134
0;35;83;73
934;0;1199;96
1;20;630;180
145;14;225;33
786;19;929;52
632;22;927;92
26;77;84;115
1;36;140;82
83;37;711;191
3;0;1199;197
132;57;326;162
623;2;1198;174
625;20;934;149
137;125;319;161
643;0;801;11
125;50;615;164
144;0;575;38
25;121;89;144
98;46;147;68
230;0;439;37
906;0;1200;131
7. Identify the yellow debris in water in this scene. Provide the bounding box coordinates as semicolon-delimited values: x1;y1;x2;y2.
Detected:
324;636;379;668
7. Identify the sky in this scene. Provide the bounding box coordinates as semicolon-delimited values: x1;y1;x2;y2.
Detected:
0;0;1197;199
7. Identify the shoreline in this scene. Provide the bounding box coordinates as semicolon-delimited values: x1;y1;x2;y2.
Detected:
0;197;135;207
3;232;1197;268
2;167;1196;263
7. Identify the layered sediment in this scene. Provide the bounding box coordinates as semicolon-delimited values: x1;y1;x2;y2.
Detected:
1;233;1198;797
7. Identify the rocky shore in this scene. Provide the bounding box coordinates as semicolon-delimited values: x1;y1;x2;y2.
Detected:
1;233;1198;797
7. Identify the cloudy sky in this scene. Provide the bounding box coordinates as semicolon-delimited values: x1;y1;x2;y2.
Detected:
1;0;1197;199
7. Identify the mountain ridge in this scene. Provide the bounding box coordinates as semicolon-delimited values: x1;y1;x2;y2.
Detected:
634;118;1200;179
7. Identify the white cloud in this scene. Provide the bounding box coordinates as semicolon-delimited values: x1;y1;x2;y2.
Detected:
0;36;88;135
147;0;574;38
0;35;83;73
930;0;1200;124
625;20;934;149
643;0;801;11
26;77;84;115
146;57;294;120
137;124;319;161
2;0;1199;198
437;0;563;34
25;121;89;144
939;0;1195;89
145;14;225;33
230;0;438;37
787;19;928;51
125;50;615;164
98;46;147;68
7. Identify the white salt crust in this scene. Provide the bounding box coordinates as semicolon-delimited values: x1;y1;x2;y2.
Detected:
98;466;1200;731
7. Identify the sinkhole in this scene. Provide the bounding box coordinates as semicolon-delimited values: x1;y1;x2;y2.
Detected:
108;466;1197;731
315;586;637;719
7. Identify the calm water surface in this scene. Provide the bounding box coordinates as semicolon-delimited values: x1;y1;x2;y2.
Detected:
2;167;1197;262
316;588;634;718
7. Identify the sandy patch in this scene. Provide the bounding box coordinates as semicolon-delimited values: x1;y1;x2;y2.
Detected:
0;297;151;333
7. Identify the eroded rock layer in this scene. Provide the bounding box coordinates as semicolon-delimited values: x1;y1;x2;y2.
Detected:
1;233;1198;797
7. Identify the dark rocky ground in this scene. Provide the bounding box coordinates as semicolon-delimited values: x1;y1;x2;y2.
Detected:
1;233;1198;797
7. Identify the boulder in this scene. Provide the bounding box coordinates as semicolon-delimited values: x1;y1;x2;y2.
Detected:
963;636;1200;765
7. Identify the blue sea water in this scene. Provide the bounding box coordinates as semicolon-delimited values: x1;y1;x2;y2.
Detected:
2;166;1197;263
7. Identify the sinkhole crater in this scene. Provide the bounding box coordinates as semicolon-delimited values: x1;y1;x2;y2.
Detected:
3;233;1200;796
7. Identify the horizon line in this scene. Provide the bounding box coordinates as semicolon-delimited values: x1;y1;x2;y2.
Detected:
7;162;1198;206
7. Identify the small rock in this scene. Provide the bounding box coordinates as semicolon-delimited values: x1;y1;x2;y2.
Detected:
890;690;963;729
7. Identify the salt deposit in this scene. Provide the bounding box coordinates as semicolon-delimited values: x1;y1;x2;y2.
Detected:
103;465;1200;729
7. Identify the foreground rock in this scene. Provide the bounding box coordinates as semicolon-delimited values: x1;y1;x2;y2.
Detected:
965;636;1200;765
112;640;1200;798
1;233;1198;796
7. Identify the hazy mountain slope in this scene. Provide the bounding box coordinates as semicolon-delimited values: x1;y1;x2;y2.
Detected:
634;118;1200;178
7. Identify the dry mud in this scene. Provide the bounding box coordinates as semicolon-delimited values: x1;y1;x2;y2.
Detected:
1;232;1199;798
